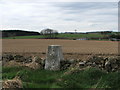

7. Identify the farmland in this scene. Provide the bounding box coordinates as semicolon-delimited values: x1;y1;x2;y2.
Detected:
2;39;118;54
2;33;105;39
2;39;120;89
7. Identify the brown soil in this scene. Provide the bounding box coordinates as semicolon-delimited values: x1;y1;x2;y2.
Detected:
2;39;118;54
2;39;119;60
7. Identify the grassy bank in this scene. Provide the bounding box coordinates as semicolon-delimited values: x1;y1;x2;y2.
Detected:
2;66;120;88
2;33;104;39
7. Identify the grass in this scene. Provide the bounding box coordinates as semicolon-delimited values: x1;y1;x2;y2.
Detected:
2;35;45;39
2;33;105;39
58;33;104;39
2;66;64;88
2;66;120;88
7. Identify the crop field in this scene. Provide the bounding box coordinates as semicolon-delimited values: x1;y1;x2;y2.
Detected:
2;39;118;55
3;33;104;39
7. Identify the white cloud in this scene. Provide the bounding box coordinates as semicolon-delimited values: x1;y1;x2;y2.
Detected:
0;0;118;2
0;1;118;32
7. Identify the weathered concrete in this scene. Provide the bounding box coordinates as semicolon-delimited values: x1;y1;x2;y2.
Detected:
45;45;64;71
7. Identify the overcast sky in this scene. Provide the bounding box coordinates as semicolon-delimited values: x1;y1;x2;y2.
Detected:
0;0;118;32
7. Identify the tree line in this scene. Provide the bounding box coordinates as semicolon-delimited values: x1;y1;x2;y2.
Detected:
1;30;40;37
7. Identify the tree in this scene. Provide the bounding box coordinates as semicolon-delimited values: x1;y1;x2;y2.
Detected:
109;34;120;39
40;28;58;39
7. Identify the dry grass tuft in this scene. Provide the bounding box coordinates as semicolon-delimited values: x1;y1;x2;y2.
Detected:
25;56;41;69
3;61;24;67
2;76;23;88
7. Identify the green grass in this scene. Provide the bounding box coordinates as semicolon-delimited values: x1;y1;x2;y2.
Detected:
57;68;116;88
2;66;120;88
2;66;64;88
2;33;105;39
58;33;104;39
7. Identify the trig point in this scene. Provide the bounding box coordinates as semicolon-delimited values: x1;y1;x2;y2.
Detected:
45;45;64;71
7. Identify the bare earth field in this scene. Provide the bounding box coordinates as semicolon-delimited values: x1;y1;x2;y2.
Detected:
2;39;118;54
2;39;119;60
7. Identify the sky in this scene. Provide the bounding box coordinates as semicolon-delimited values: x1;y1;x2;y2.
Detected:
0;0;119;33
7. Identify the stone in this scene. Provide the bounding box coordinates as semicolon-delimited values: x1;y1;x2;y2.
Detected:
14;55;25;62
45;45;64;71
2;54;14;61
91;62;96;67
86;62;93;66
105;60;112;72
60;60;71;70
79;62;85;67
24;56;32;63
69;59;76;64
25;56;41;69
34;57;42;64
25;62;40;70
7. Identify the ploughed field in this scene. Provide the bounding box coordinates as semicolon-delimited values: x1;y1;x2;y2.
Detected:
2;39;120;88
3;39;118;55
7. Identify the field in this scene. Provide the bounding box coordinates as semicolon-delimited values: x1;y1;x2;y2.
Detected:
3;33;104;39
3;39;118;54
2;39;120;89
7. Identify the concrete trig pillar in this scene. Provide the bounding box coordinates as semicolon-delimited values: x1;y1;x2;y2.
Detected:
45;45;64;71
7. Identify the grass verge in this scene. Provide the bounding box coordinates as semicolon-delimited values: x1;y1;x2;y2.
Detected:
2;66;120;88
3;33;104;39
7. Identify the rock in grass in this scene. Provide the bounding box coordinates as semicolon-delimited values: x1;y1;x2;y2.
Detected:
79;62;85;67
